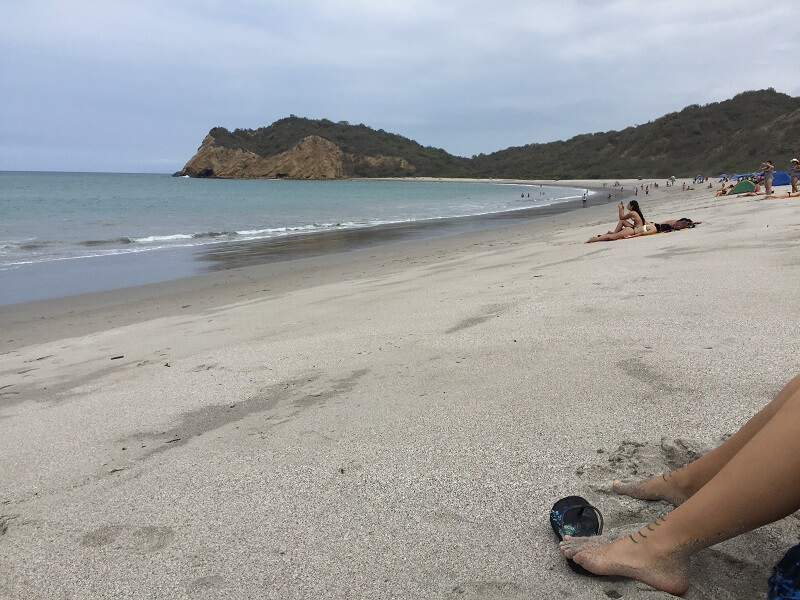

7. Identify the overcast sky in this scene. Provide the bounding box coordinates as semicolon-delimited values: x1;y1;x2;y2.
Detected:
2;0;798;173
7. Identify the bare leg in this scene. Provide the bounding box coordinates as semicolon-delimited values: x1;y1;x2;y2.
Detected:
610;219;633;234
563;375;800;595
586;227;634;243
614;373;800;504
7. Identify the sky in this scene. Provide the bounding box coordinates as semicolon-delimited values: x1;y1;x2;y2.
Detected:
2;0;798;173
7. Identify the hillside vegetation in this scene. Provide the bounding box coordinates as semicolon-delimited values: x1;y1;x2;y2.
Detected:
177;89;800;179
202;119;470;178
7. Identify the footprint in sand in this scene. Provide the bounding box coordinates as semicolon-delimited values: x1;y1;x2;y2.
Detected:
80;524;175;552
80;524;126;547
187;575;225;593
127;525;175;552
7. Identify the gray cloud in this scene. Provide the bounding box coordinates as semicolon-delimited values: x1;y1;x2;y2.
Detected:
1;0;797;172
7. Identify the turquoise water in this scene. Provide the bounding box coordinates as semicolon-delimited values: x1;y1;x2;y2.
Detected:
0;172;589;304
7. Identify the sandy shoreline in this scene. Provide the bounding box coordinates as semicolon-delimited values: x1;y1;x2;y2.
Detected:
1;179;798;598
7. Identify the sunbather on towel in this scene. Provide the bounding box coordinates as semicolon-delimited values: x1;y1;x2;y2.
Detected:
560;373;800;597
586;218;698;243
762;190;800;200
739;183;764;197
626;218;699;237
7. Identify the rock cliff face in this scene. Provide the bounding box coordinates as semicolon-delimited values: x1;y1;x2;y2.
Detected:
175;134;415;179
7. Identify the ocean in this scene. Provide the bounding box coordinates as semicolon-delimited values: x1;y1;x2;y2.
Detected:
0;172;592;305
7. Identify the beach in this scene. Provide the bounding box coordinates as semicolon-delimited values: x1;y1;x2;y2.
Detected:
1;179;799;598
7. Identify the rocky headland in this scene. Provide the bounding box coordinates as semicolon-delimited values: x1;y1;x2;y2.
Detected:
175;132;415;179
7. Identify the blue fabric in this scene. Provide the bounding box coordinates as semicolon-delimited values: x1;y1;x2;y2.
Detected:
769;543;800;599
771;171;791;186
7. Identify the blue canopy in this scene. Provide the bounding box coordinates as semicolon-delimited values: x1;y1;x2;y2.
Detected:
772;171;791;186
719;173;728;178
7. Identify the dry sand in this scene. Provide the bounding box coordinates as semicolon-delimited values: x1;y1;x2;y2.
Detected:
1;179;799;599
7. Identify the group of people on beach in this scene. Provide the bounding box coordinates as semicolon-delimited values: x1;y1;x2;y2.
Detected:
717;158;800;199
587;158;798;244
760;158;800;198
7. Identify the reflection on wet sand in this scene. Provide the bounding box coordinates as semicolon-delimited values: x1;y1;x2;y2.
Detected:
196;196;608;271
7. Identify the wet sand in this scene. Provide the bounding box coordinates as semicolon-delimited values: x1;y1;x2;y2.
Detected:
1;178;798;599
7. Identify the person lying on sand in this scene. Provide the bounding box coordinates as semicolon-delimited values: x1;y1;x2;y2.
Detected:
761;190;800;200
625;218;699;237
586;218;698;243
739;183;764;197
559;373;800;597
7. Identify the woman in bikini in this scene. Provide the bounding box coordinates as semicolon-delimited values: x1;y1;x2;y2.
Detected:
763;190;800;199
586;218;698;243
610;200;645;233
627;217;699;237
586;201;646;243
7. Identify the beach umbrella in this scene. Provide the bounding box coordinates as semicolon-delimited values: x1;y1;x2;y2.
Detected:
730;180;756;194
719;173;728;178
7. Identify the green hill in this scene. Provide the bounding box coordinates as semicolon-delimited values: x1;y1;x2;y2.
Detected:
179;89;800;179
203;117;472;178
471;88;800;179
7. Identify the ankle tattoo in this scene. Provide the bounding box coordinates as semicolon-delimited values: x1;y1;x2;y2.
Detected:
629;515;667;544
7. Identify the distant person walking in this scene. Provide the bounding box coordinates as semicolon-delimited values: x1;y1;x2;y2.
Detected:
790;158;800;193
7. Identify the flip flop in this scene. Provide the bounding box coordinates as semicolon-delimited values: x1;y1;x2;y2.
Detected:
550;495;604;575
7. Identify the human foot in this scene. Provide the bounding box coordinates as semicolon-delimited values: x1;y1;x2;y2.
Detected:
560;534;612;558
560;533;690;596
613;472;689;506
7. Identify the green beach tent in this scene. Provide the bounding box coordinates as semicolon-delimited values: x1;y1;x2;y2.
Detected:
730;180;756;194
